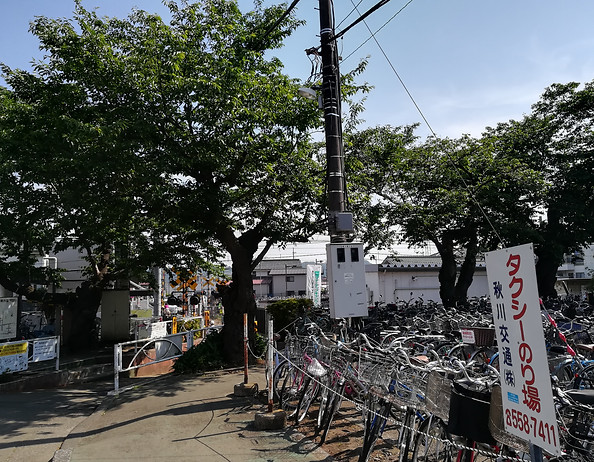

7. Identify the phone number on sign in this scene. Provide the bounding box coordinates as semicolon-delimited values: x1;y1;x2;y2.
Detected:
505;409;557;447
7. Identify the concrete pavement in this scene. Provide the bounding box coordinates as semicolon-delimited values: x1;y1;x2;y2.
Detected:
1;367;334;462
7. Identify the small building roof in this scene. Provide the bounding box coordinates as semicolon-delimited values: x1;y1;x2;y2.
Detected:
255;259;302;271
268;266;307;276
381;254;486;269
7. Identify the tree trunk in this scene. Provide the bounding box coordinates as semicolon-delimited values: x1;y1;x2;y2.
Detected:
535;248;560;299
454;234;478;306
63;282;103;351
435;236;457;308
221;244;257;366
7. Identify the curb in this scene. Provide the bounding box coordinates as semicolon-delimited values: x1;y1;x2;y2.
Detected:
0;363;113;393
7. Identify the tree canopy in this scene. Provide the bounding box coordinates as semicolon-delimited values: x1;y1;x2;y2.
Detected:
346;126;544;306
485;81;594;297
0;0;327;357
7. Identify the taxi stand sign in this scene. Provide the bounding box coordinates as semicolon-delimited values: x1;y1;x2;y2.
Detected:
485;244;560;456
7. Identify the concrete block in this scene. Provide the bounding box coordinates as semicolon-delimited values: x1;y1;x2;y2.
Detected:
254;410;287;430
233;382;259;397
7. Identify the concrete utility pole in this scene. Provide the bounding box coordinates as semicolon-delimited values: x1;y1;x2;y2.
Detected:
318;0;367;319
319;0;347;242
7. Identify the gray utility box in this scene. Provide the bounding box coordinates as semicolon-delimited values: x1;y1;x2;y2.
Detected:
326;242;367;318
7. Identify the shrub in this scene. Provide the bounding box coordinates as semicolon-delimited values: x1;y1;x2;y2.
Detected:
266;298;313;333
173;330;225;374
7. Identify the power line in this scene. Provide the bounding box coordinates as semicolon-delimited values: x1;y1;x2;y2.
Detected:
346;0;505;247
258;0;303;46
342;0;414;63
330;0;395;44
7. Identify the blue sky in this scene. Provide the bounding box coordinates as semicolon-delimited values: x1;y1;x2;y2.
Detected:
2;0;593;261
3;0;594;140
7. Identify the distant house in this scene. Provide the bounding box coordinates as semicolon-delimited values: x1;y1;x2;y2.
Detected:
252;259;307;298
555;246;594;296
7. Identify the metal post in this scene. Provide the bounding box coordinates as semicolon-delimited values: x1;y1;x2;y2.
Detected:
243;312;249;385
266;311;274;413
529;443;543;462
55;336;60;371
319;0;346;242
113;343;120;394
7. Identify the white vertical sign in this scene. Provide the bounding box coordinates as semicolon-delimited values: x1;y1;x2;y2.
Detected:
485;244;560;455
306;264;322;307
0;297;18;340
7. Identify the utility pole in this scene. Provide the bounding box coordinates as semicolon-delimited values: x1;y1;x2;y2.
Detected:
319;0;347;242
319;0;367;319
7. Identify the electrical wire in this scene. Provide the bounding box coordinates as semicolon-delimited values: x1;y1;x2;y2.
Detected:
258;0;303;46
336;0;365;30
342;0;414;63
346;0;505;247
330;0;395;44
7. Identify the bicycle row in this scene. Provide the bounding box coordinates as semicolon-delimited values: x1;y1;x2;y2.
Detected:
269;316;594;462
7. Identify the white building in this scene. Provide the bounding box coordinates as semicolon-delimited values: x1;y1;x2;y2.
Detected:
555;246;594;296
365;255;489;306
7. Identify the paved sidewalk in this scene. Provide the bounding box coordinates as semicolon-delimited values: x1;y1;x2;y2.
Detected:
1;367;334;462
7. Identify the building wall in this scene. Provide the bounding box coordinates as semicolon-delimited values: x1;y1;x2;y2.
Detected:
374;267;489;306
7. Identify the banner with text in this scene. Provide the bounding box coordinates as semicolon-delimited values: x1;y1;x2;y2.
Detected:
306;265;322;307
485;244;560;455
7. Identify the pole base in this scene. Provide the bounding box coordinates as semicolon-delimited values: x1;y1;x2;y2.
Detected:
254;410;287;430
233;382;259;397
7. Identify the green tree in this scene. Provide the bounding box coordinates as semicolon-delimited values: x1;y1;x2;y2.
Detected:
346;126;543;306
486;81;594;298
0;0;327;359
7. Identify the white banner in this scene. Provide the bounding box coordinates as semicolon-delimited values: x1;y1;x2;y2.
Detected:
32;337;58;362
306;265;322;307
485;244;560;455
0;340;29;373
149;321;168;339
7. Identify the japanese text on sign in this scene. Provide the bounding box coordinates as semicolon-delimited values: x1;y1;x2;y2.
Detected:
485;244;560;455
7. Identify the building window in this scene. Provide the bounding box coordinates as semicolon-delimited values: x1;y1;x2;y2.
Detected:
568;273;574;278
298;290;306;296
286;275;294;282
287;290;295;296
351;247;360;262
337;247;345;263
576;272;585;278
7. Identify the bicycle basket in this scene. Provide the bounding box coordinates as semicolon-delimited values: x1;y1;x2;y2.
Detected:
391;364;428;410
488;385;530;452
460;327;496;347
306;358;327;378
447;380;496;445
425;369;456;422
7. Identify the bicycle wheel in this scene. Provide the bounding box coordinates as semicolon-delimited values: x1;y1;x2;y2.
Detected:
273;359;290;402
296;376;320;423
398;407;418;462
411;416;453;462
358;393;391;462
279;366;305;418
319;380;345;443
573;363;594;389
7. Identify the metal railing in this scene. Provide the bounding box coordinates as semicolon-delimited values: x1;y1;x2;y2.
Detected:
112;325;222;394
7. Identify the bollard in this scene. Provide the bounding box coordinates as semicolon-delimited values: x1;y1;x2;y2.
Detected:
243;312;248;384
267;311;274;413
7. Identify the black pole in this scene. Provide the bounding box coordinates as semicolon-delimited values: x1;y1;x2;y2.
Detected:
319;0;346;242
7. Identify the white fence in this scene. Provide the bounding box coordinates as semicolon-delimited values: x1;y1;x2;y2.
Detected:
112;325;222;393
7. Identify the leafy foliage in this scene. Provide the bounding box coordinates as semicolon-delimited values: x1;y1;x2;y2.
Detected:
266;297;313;333
172;329;225;374
0;1;336;354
